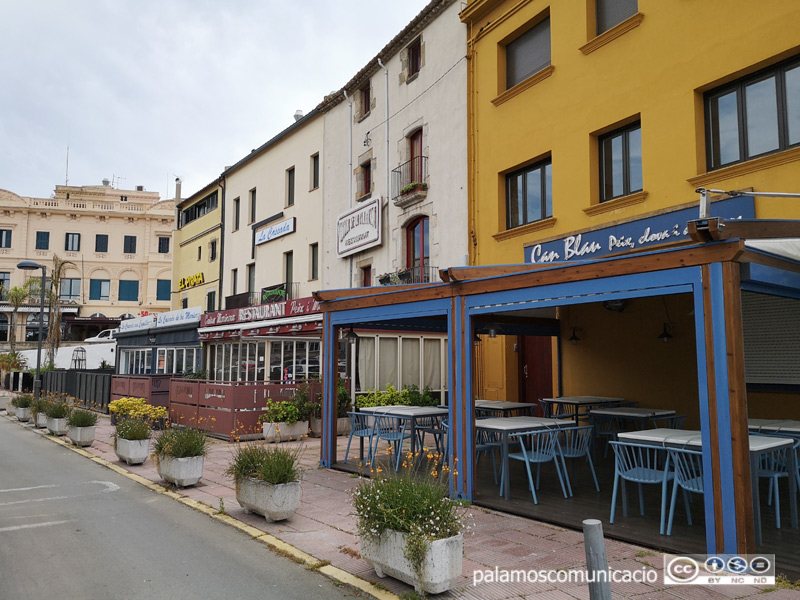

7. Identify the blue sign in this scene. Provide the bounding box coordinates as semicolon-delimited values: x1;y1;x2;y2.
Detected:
523;196;755;264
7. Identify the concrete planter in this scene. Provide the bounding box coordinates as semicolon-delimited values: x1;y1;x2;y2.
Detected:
155;455;204;487
6;403;16;417
262;421;308;443
360;531;463;595
68;425;96;447
310;417;351;437
16;407;31;422
0;395;9;412
115;438;150;465
47;417;69;436
35;412;48;428
236;478;301;522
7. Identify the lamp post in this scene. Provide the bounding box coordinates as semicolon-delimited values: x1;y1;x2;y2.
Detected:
17;260;46;400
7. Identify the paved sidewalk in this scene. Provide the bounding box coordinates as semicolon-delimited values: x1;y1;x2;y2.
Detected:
2;406;797;600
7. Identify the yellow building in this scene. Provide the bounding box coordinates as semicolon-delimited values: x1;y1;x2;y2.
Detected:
461;0;800;403
173;179;222;313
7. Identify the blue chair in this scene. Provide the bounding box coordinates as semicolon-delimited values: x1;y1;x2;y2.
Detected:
415;415;446;455
590;413;622;459
371;414;412;471
757;438;800;529
343;411;375;465
507;429;570;504
609;441;673;534
558;425;599;493
475;423;501;486
666;448;704;535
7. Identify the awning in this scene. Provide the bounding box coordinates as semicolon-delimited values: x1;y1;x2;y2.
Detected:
198;313;322;340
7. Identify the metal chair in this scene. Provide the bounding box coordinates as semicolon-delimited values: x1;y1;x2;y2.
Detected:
666;448;704;535
507;429;570;504
343;411;376;465
475;421;501;486
539;398;573;419
757;437;800;529
609;441;674;534
415;415;445;455
558;425;599;493
371;414;412;471
651;414;687;429
590;413;622;459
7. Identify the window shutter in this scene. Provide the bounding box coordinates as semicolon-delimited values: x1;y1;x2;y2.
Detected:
597;0;637;35
506;18;550;89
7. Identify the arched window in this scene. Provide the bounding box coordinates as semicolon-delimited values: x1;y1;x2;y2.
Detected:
406;216;430;283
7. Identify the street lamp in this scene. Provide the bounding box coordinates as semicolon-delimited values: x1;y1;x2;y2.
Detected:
17;260;46;400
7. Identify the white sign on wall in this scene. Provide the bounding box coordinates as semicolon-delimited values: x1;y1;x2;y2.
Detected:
337;197;382;257
118;315;156;332
156;306;202;327
255;217;296;245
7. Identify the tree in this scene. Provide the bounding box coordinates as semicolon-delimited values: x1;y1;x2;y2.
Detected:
7;284;31;353
45;255;75;365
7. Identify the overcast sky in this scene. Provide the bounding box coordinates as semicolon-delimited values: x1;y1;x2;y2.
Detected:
0;0;432;200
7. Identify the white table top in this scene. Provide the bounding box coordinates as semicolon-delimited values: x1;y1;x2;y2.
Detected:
618;428;794;451
748;419;800;434
475;400;538;410
359;405;448;417
475;416;575;432
545;396;624;406
590;407;675;418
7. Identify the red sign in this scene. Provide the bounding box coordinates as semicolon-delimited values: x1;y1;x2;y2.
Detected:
200;296;320;327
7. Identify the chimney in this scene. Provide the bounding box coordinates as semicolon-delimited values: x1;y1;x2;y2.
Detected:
294;110;304;122
175;177;182;202
136;185;145;191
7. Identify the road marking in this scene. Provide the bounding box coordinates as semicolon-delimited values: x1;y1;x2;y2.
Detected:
0;481;119;506
0;484;59;494
0;520;74;532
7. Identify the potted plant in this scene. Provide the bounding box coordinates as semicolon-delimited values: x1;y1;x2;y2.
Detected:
114;419;151;465
259;399;310;443
399;181;428;196
109;397;168;429
6;396;16;417
352;455;465;594
67;408;98;447
378;273;392;285
225;443;303;522
31;396;49;428
310;380;352;437
152;427;209;487
14;393;33;422
397;268;412;282
44;396;72;435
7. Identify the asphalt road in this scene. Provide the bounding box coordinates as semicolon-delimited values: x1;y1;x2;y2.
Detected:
0;417;360;600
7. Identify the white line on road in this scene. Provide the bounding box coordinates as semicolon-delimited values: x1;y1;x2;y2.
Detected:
0;484;59;494
0;481;120;507
0;520;74;532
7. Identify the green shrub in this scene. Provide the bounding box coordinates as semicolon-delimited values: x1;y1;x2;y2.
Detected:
14;394;33;409
152;427;209;458
44;399;70;419
68;408;98;427
355;384;437;409
225;443;302;485
258;399;302;425
337;380;352;418
115;419;151;442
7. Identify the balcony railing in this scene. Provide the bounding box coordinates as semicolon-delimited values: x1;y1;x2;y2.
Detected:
391;157;428;207
225;282;300;309
374;265;438;286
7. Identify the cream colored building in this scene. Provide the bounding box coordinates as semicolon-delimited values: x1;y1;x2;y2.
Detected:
0;182;174;347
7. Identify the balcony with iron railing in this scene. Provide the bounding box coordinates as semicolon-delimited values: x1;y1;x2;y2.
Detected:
374;265;438;286
225;282;300;309
391;156;428;208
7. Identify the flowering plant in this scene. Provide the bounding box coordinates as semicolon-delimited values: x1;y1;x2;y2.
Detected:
109;397;168;423
352;449;465;581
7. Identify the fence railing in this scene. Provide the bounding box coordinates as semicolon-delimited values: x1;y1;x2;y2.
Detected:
42;369;114;412
391;156;428;204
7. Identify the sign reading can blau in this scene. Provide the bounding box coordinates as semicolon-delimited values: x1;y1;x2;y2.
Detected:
256;217;296;245
523;196;755;264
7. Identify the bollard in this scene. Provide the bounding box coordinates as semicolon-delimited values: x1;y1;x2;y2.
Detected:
583;519;612;600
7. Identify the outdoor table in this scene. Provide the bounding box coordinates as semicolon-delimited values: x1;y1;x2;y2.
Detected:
359;405;449;458
545;396;625;418
589;406;675;429
475;399;537;417
748;419;800;436
475;416;576;500
618;428;798;545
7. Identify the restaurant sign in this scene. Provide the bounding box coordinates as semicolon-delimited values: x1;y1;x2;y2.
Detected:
255;217;296;245
523;196;755;264
178;272;204;290
157;306;202;327
261;282;287;304
337;196;381;257
119;314;156;332
200;296;320;327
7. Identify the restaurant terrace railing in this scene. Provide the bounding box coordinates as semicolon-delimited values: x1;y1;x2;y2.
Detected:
391;156;428;207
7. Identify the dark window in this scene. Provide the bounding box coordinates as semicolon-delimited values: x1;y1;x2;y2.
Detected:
65;233;80;252
123;235;137;254
60;278;80;301
362;266;372;288
247;263;255;293
197;246;202;261
506;159;553;228
406;217;430;279
249;188;257;223
119;280;139;302
231;268;238;295
506;17;550;89
310;243;319;280
287;168;295;206
181;297;189;309
596;0;637;35
284;251;293;287
156;279;171;301
35;231;49;250
95;234;108;253
209;240;217;262
360;84;371;116
706;57;800;170
311;154;320;189
0;272;11;300
410;130;424;183
0;229;10;249
233;197;240;231
158;237;170;253
360;161;372;198
408;38;422;77
89;279;110;301
179;191;218;227
206;290;216;312
599;122;642;202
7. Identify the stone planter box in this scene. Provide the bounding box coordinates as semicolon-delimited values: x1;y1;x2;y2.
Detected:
236;478;301;522
115;438;150;465
262;421;308;443
47;417;69;436
0;395;9;412
6;403;16;417
35;412;48;428
310;417;351;437
360;531;463;595
155;455;204;487
68;425;96;447
16;407;32;422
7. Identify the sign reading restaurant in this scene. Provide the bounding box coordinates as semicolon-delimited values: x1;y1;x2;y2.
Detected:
255;217;296;245
523;196;755;264
337;196;381;257
200;296;321;327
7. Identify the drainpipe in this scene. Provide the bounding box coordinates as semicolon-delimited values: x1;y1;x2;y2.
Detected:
344;89;354;288
377;58;390;209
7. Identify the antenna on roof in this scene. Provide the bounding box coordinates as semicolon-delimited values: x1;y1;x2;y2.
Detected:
112;175;126;189
65;126;70;186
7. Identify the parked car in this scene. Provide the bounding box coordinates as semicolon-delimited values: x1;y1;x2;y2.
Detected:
83;328;118;343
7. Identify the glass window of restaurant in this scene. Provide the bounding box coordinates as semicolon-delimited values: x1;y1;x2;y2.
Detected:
155;347;202;375
118;348;152;375
356;334;447;398
206;338;321;383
